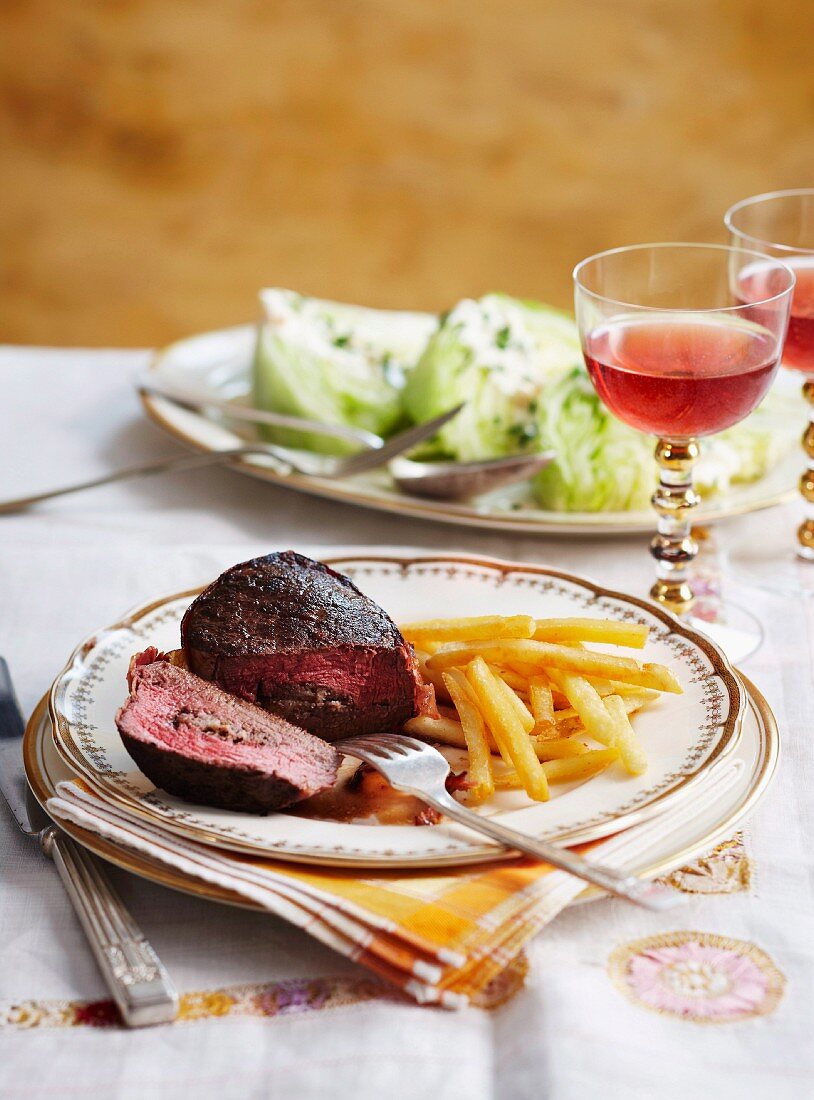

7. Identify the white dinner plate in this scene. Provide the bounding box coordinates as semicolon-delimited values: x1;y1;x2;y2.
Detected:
49;552;745;868
27;675;777;907
142;323;800;537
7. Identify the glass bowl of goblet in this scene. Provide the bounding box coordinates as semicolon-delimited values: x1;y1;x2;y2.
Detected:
725;189;814;596
573;243;794;650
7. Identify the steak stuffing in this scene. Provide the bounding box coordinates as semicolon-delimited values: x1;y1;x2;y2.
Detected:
116;650;340;813
181;551;436;741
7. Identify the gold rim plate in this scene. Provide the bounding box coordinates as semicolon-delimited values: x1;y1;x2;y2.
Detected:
25;671;778;908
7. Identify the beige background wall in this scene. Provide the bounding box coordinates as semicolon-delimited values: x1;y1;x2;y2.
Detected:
2;0;813;347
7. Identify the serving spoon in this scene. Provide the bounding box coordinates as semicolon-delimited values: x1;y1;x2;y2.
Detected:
390;451;555;500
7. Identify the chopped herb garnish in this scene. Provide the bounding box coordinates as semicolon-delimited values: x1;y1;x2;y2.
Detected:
333;334;351;348
496;325;511;349
507;421;539;446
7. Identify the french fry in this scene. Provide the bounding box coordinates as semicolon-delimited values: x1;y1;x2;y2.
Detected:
502;662;571;708
487;664;534;733
405;709;586;764
603;694;648;776
415;651;453;704
543;748;620;782
551;713;586;737
465;658;549;801
404;714;468;747
609;682;660;702
584;676;616;695
491;769;527;790
555;679;658;704
546;669;623;751
427;639;681;694
612;689;658;711
487;665;659;707
442;670;494;803
436;704;460;721
553;690;651;736
548;671;648;776
529;737;588;759
495;667;530;695
467;678;652;733
529;676;555;731
533;617;649;649
494;748;620;788
408;677;506;757
401;614;535;645
407;614;665;801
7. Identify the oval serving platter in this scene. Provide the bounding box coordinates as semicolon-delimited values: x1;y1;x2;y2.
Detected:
48;553;745;868
141;323;799;537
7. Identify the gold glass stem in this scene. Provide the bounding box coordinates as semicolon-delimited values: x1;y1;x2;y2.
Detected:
798;379;814;561
649;437;701;614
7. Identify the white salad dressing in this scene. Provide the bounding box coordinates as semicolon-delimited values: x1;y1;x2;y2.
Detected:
447;297;541;398
260;288;408;383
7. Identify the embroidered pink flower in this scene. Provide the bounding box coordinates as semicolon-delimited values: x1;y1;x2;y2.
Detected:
609;932;785;1023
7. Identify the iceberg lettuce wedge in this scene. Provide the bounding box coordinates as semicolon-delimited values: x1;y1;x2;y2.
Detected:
402;295;582;461
532;368;801;513
532;367;654;512
252;289;435;454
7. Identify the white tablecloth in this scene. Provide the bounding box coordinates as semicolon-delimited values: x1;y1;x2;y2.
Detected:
1;346;812;1099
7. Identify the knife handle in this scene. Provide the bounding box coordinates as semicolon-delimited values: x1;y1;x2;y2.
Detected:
41;826;179;1027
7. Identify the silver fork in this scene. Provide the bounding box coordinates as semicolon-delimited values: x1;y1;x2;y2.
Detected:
334;734;682;911
0;405;463;514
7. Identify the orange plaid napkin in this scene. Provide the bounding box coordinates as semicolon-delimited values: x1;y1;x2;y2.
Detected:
48;778;593;1007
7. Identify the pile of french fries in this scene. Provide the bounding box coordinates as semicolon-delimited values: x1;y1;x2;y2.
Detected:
400;614;682;805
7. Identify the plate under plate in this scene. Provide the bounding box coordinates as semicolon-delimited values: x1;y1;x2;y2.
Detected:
49;552;745;867
26;673;778;906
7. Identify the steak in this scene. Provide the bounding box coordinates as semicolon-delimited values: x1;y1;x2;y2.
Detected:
115;649;340;814
180;551;436;741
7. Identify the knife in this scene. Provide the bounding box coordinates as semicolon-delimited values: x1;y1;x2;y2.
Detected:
0;658;179;1027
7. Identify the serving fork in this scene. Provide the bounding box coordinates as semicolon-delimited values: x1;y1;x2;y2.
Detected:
334;734;683;910
0;405;464;514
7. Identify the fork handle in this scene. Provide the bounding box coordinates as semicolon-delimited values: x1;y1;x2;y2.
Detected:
42;826;179;1026
425;791;674;909
0;448;275;514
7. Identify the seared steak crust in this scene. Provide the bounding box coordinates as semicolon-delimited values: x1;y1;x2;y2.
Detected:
181;552;435;740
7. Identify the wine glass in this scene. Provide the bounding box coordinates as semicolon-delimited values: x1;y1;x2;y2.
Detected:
725;190;814;596
573;243;794;648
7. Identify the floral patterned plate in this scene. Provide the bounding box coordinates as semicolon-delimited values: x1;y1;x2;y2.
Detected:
48;552;745;868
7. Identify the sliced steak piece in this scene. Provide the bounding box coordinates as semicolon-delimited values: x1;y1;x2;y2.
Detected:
181;551;436;741
116;650;340;814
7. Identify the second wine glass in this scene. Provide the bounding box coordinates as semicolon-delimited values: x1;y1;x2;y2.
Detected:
573;243;795;641
724;189;814;597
